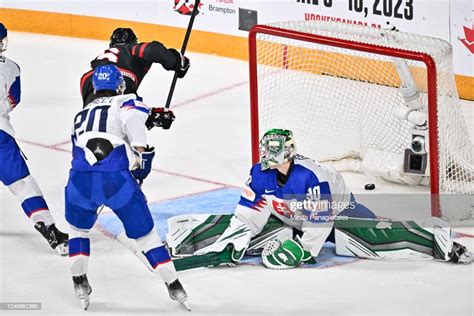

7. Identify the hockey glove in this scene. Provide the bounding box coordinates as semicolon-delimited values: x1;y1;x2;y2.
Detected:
131;146;155;182
262;239;314;270
169;48;190;78
146;108;175;130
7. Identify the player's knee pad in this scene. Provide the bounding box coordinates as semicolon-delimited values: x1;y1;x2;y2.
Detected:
7;175;43;203
135;230;163;253
69;225;90;239
8;175;54;224
136;231;176;282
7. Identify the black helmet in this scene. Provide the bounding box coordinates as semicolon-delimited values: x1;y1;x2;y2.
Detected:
110;28;138;47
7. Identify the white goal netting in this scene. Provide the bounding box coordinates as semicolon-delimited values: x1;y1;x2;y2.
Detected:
251;21;473;221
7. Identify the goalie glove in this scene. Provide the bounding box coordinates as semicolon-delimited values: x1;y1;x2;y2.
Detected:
146;108;175;130
131;146;155;182
261;239;315;270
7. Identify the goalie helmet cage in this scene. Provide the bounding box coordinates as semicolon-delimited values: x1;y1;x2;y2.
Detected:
249;21;473;221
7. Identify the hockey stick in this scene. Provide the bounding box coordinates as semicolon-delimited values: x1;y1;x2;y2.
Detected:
138;1;199;186
164;0;200;109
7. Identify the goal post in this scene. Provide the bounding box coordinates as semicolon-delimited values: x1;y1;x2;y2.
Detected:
248;21;473;221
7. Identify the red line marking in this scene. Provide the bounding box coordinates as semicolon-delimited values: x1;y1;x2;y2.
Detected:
17;138;71;153
147;185;234;205
95;222;117;239
172;79;248;108
153;168;238;188
50;140;71;148
453;232;474;238
15;139;238;188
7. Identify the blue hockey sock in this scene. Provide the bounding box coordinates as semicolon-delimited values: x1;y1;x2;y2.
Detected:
144;245;171;270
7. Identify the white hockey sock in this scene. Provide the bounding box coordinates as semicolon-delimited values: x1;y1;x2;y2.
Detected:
8;175;55;226
69;226;90;276
136;231;178;284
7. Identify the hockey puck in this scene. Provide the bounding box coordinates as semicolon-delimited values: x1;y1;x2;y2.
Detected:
365;183;375;190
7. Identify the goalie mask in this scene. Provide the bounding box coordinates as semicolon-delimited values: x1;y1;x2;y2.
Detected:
259;129;296;171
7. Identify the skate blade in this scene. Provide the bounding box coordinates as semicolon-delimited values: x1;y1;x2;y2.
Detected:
179;300;191;311
79;297;90;310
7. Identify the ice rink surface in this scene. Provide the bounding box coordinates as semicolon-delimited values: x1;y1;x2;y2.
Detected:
0;32;473;315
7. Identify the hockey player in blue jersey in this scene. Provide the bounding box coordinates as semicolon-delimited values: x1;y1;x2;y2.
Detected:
0;23;68;255
66;64;189;310
190;128;471;269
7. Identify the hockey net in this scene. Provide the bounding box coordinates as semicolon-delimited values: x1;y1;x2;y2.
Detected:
249;21;473;221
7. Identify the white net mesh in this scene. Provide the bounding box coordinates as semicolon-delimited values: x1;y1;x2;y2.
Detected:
252;21;473;221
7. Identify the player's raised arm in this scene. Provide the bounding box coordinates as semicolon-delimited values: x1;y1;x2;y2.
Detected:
131;41;190;79
80;27;190;106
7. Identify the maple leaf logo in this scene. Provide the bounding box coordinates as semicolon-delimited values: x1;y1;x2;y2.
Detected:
173;0;203;16
459;24;474;54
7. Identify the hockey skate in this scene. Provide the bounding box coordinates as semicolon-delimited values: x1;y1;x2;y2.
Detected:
73;274;92;310
34;222;69;256
166;279;190;311
449;242;473;264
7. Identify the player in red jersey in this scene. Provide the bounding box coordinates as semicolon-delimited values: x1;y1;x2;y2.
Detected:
80;28;190;106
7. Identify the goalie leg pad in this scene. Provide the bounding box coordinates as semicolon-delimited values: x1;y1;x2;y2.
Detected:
194;215;252;256
334;217;464;261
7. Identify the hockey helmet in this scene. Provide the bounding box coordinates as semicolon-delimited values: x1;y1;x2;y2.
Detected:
92;64;125;94
0;23;8;52
259;128;296;170
110;28;137;47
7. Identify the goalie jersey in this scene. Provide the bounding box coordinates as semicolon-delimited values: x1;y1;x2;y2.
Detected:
236;156;354;256
71;94;149;172
0;55;21;137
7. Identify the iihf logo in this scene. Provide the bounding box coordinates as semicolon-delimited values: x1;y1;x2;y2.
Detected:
173;0;202;15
